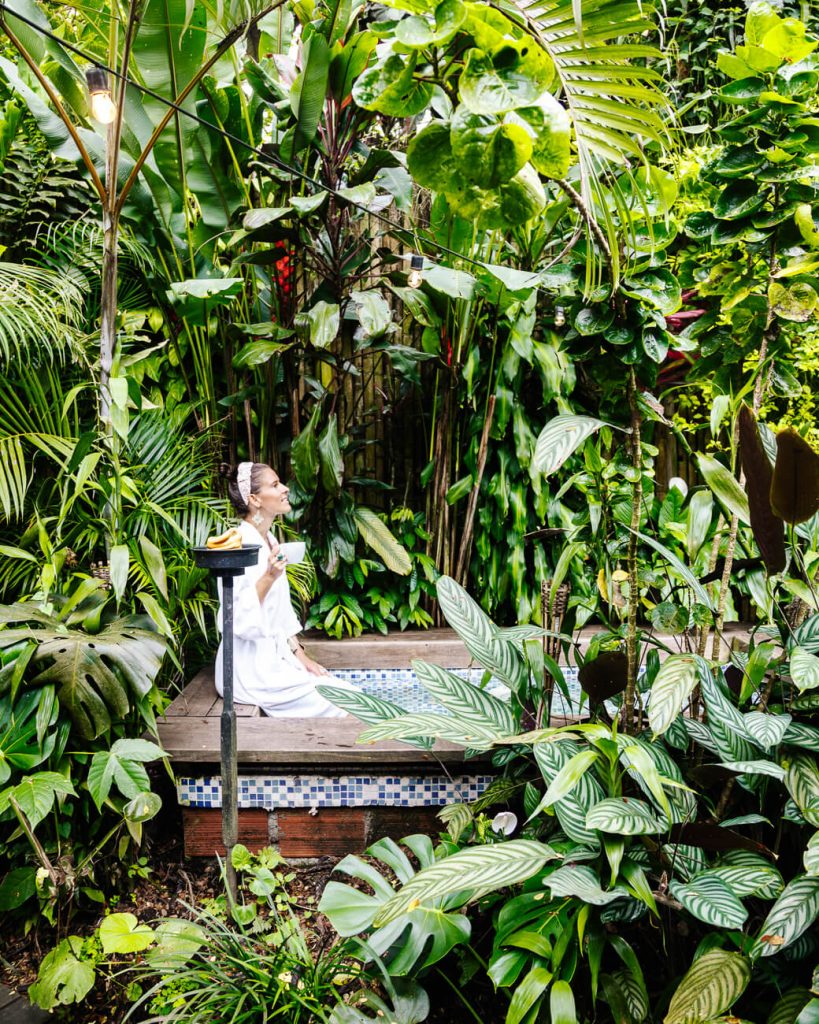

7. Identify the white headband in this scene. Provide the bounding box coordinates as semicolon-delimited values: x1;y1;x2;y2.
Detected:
236;462;253;505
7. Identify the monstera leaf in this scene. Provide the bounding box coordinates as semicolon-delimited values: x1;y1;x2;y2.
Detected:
0;606;165;740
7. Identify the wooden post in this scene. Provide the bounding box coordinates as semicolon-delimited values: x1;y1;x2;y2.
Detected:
220;574;239;903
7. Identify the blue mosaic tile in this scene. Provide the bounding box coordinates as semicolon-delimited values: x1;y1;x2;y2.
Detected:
177;773;495;809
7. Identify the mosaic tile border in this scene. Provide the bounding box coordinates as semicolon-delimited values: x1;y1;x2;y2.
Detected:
177;773;495;809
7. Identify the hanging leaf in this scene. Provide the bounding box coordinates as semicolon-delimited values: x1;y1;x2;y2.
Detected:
318;416;344;495
752;875;819;958
771;429;819;525
352;507;411;575
299;301;339;349
648;654;699;738
738;405;786;573
290;404;322;493
533;415;609;476
670;874;748;929
697;454;750;525
664;951;751;1024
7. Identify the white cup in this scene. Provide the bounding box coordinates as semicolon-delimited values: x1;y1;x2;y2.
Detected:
278;541;306;564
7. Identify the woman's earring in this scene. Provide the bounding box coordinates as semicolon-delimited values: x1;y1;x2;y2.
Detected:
251;507;264;527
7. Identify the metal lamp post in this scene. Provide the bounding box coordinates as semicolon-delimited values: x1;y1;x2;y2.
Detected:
192;544;260;901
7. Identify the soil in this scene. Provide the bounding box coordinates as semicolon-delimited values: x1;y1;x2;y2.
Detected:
0;817;502;1024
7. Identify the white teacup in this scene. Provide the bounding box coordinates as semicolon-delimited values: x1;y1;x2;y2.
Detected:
278;541;306;564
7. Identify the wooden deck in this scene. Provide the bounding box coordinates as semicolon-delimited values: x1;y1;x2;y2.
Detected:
157;625;754;770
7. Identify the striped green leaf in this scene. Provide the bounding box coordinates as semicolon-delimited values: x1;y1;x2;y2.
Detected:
636;532;715;610
436;575;525;690
586;797;663;835
793;614;819;654
697;662;759;763
373;840;559;926
619;742;673;825
609;969;649;1023
709;863;784;898
719;760;786;780
663;844;708;882
743;712;792;750
767;988;812;1024
785;753;819;826
669;874;748;929
534;741;604;847
665;951;751;1024
352;506;412;575
629;736;696;823
648;654;699;738
685;718;721;755
530;748;600;817
752;875;819;958
791;647;819;692
317;686;434;749
412;659;514;734
783;722;819;752
804;832;819;875
533;415;607;476
545;864;628;905
357;712;500;747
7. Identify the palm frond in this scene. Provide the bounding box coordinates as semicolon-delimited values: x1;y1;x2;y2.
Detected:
0;261;85;366
499;0;673;284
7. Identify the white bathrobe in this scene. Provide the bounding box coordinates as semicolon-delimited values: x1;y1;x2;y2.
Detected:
214;521;353;717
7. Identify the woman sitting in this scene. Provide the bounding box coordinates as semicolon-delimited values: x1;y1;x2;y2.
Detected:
215;461;354;717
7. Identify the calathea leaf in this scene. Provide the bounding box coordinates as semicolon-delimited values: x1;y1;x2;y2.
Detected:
528;748;600;817
751;874;819;958
790;647;819;692
373;840;559;926
664;951;751;1024
669;874;748;929
436;575;525;690
783;721;819;752
792;614;819;654
534;740;604;848
743;711;792;749
648;654;699;737
766;988;812;1024
352;507;411;575
784;753;819;826
586;797;663;835
533;415;610;477
411;659;514;734
545;864;628;905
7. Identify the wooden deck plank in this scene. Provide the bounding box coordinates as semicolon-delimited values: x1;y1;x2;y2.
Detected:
157;715;489;767
165;670;219;717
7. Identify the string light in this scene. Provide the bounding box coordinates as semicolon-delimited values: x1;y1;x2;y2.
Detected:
407;254;424;288
554;306;566;327
85;66;116;125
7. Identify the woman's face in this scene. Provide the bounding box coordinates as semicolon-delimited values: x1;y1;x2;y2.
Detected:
252;466;291;517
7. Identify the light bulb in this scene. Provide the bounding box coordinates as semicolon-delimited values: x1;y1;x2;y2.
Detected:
407;253;424;289
90;91;117;124
86;67;117;125
554;306;566;327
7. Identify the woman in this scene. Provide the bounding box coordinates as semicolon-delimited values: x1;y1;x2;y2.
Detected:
214;461;353;717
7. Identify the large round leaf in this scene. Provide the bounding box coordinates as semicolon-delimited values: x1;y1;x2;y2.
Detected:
394;0;466;48
459;43;554;115
714;179;767;220
769;282;819;322
352;54;433;116
407;121;459;191
514;92;571;178
622;268;681;314
710;143;764;178
494;163;546;226
451;107;532;187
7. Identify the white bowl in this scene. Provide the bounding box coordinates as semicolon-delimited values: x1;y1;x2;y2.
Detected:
279;541;306;564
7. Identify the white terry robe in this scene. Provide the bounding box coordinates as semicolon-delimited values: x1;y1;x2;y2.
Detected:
214;521;355;717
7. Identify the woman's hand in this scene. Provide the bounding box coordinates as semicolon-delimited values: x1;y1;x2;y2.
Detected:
264;541;288;581
296;650;330;676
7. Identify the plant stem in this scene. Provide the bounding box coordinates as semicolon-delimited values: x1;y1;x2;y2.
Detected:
621;369;643;734
9;797;58;885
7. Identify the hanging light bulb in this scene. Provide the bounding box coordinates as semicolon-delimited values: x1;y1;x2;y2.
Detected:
86;67;117;125
407;253;424;289
554;305;566;327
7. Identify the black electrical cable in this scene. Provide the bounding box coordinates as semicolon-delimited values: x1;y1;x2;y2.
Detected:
0;0;512;274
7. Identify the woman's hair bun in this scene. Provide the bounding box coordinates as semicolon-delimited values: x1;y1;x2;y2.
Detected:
218;462;235;480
